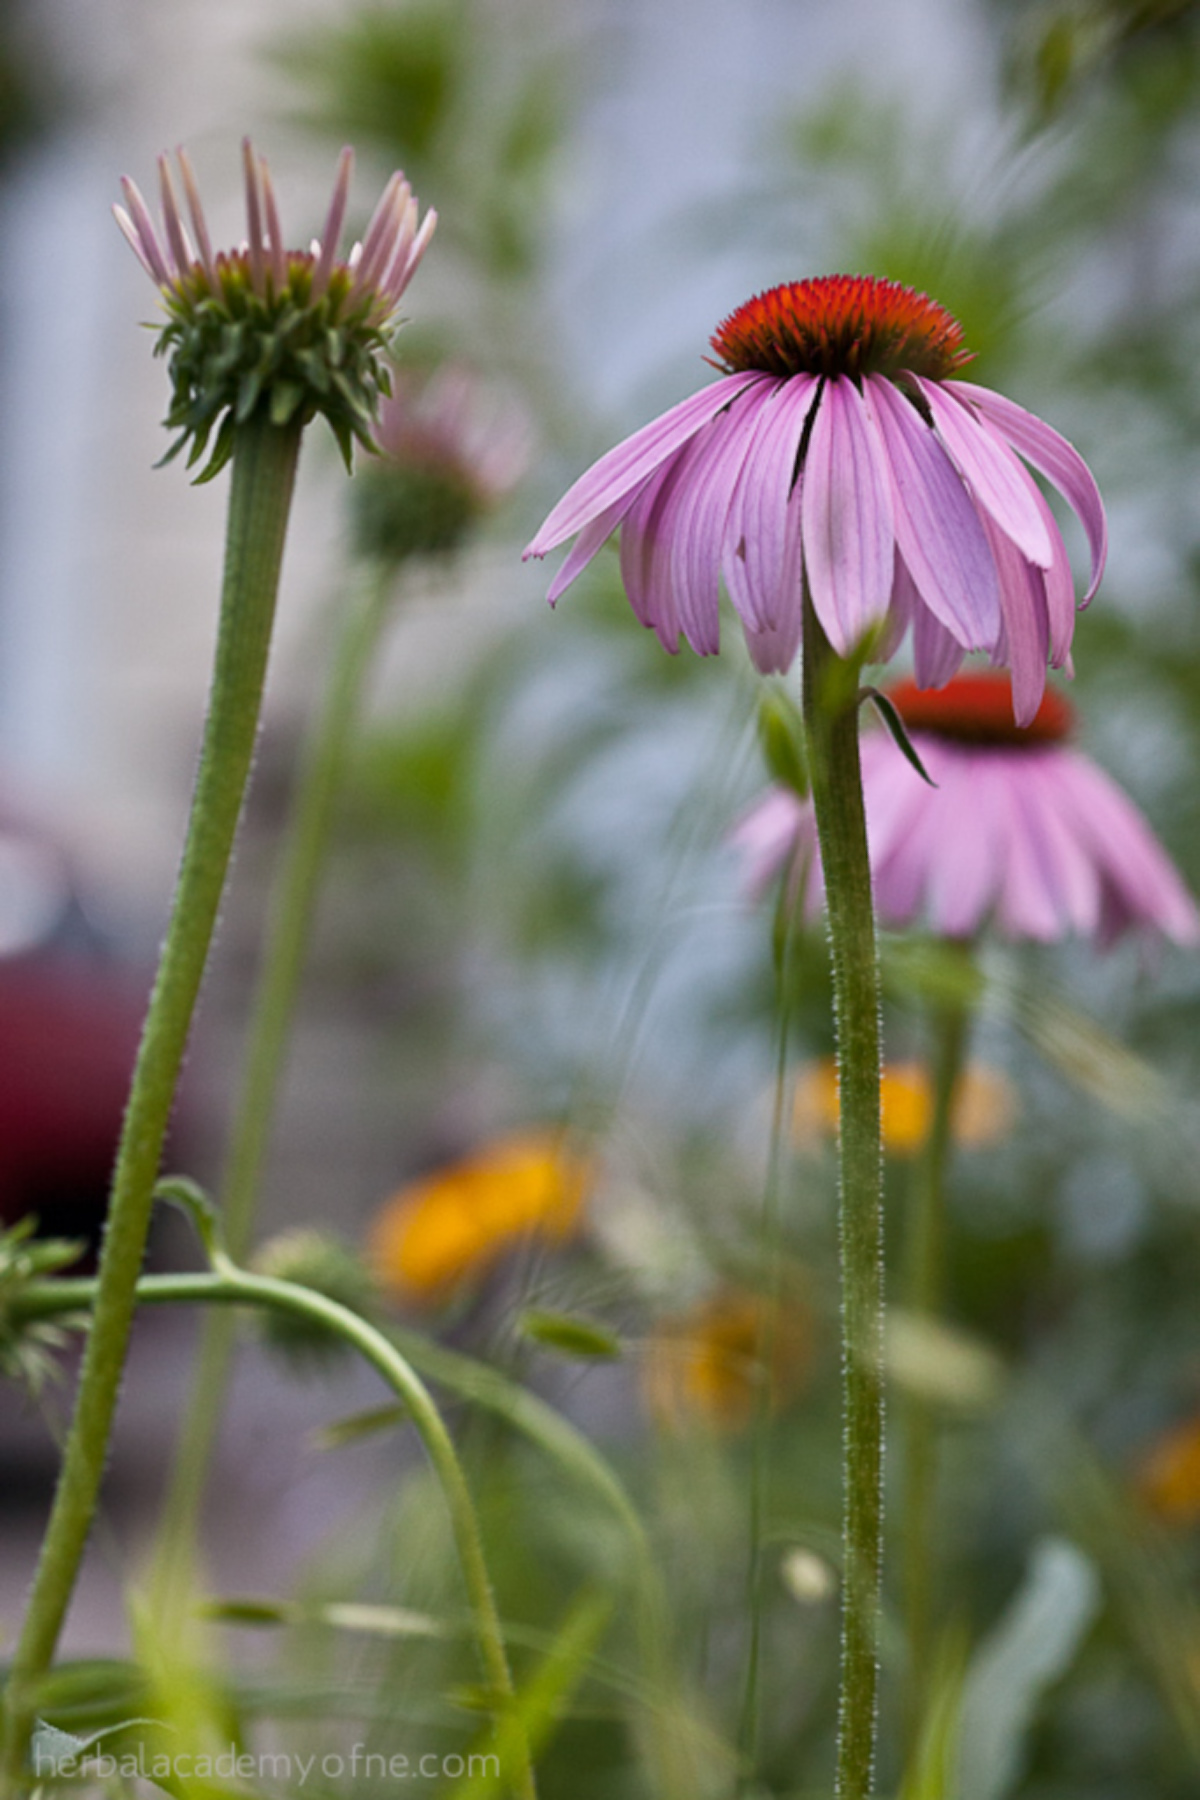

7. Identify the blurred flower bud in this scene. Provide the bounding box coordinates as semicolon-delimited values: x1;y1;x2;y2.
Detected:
251;1227;376;1374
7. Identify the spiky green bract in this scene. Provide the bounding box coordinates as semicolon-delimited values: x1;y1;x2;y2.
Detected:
156;256;396;481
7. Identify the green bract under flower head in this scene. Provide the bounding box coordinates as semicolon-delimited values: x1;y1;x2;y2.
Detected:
114;140;437;479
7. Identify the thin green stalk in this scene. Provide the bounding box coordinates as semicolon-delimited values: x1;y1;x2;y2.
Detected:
12;1268;536;1800
800;590;884;1800
0;415;302;1792
901;1001;969;1749
154;561;396;1608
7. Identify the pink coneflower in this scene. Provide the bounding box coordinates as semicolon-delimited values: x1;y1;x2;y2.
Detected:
114;141;436;475
524;276;1106;723
737;672;1199;947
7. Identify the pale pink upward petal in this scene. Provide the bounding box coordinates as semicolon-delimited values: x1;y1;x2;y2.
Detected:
864;375;1001;648
801;377;895;653
721;378;814;632
259;158;287;291
241;138;266;295
525;374;765;557
312;147;354;296
379;206;437;309
916;379;1054;568
156;156;192;276
948;381;1107;605
177;148;216;285
354;173;411;295
112;205;162;284
117;178;171;286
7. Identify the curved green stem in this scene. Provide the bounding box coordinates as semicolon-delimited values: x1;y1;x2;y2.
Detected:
0;414;302;1791
154;561;396;1607
801;592;884;1800
13;1268;535;1799
901;999;969;1750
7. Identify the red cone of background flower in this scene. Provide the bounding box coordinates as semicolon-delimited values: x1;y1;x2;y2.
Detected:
525;276;1106;723
735;672;1199;947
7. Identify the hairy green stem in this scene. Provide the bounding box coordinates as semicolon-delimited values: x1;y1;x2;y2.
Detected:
0;415;302;1791
901;1001;969;1748
801;592;884;1800
154;561;396;1607
13;1268;535;1799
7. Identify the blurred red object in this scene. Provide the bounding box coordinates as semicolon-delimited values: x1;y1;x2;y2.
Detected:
0;808;149;1247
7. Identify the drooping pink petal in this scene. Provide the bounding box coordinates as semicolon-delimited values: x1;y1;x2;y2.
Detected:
873;548;915;663
980;511;1049;726
948;381;1107;604
1016;754;1103;937
670;397;770;655
546;493;636;604
743;607;805;674
802;376;896;653
721;378;814;633
1057;754;1200;945
917;379;1054;568
864;376;1001;648
618;461;686;652
525;374;766;558
921;750;1005;937
994;773;1064;940
1029;485;1075;667
911;583;966;688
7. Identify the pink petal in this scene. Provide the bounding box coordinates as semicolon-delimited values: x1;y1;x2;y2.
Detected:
802;377;895;653
910;579;966;687
1057;754;1200;945
525;374;767;557
669;391;778;654
1029;485;1075;667
743;608;804;674
546;494;634;604
873;547;915;663
241;138;266;295
924;752;1005;937
864;377;1001;647
722;378;815;632
948;381;1107;604
618;463;685;653
117;178;171;285
980;512;1049;726
313;147;354;297
917;379;1054;568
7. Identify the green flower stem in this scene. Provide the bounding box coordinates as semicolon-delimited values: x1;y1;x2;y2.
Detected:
901;998;969;1750
12;1268;536;1800
154;559;396;1606
800;590;884;1800
0;414;302;1792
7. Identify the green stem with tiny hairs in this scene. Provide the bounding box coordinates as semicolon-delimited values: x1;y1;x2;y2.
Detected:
152;559;396;1615
801;588;885;1800
0;414;302;1793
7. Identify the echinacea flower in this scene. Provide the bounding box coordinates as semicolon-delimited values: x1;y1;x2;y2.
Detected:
351;363;531;564
114;140;436;476
643;1287;812;1431
367;1130;589;1302
736;672;1199;947
525;275;1106;722
792;1056;1015;1158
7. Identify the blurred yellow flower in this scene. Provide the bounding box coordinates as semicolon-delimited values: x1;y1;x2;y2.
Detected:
368;1131;589;1302
791;1057;1015;1158
1134;1414;1200;1527
644;1288;813;1432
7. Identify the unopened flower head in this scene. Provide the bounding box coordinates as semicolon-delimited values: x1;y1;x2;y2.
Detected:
643;1287;812;1432
368;1131;589;1303
114;141;436;477
525;275;1106;723
351;363;531;565
736;671;1199;947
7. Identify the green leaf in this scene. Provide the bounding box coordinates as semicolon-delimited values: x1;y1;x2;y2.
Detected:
518;1309;622;1360
955;1538;1101;1800
311;1402;409;1449
153;1176;226;1263
757;685;809;797
861;685;937;785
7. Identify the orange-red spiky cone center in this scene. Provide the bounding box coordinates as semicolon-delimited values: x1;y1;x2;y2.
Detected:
887;673;1074;746
711;275;973;382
